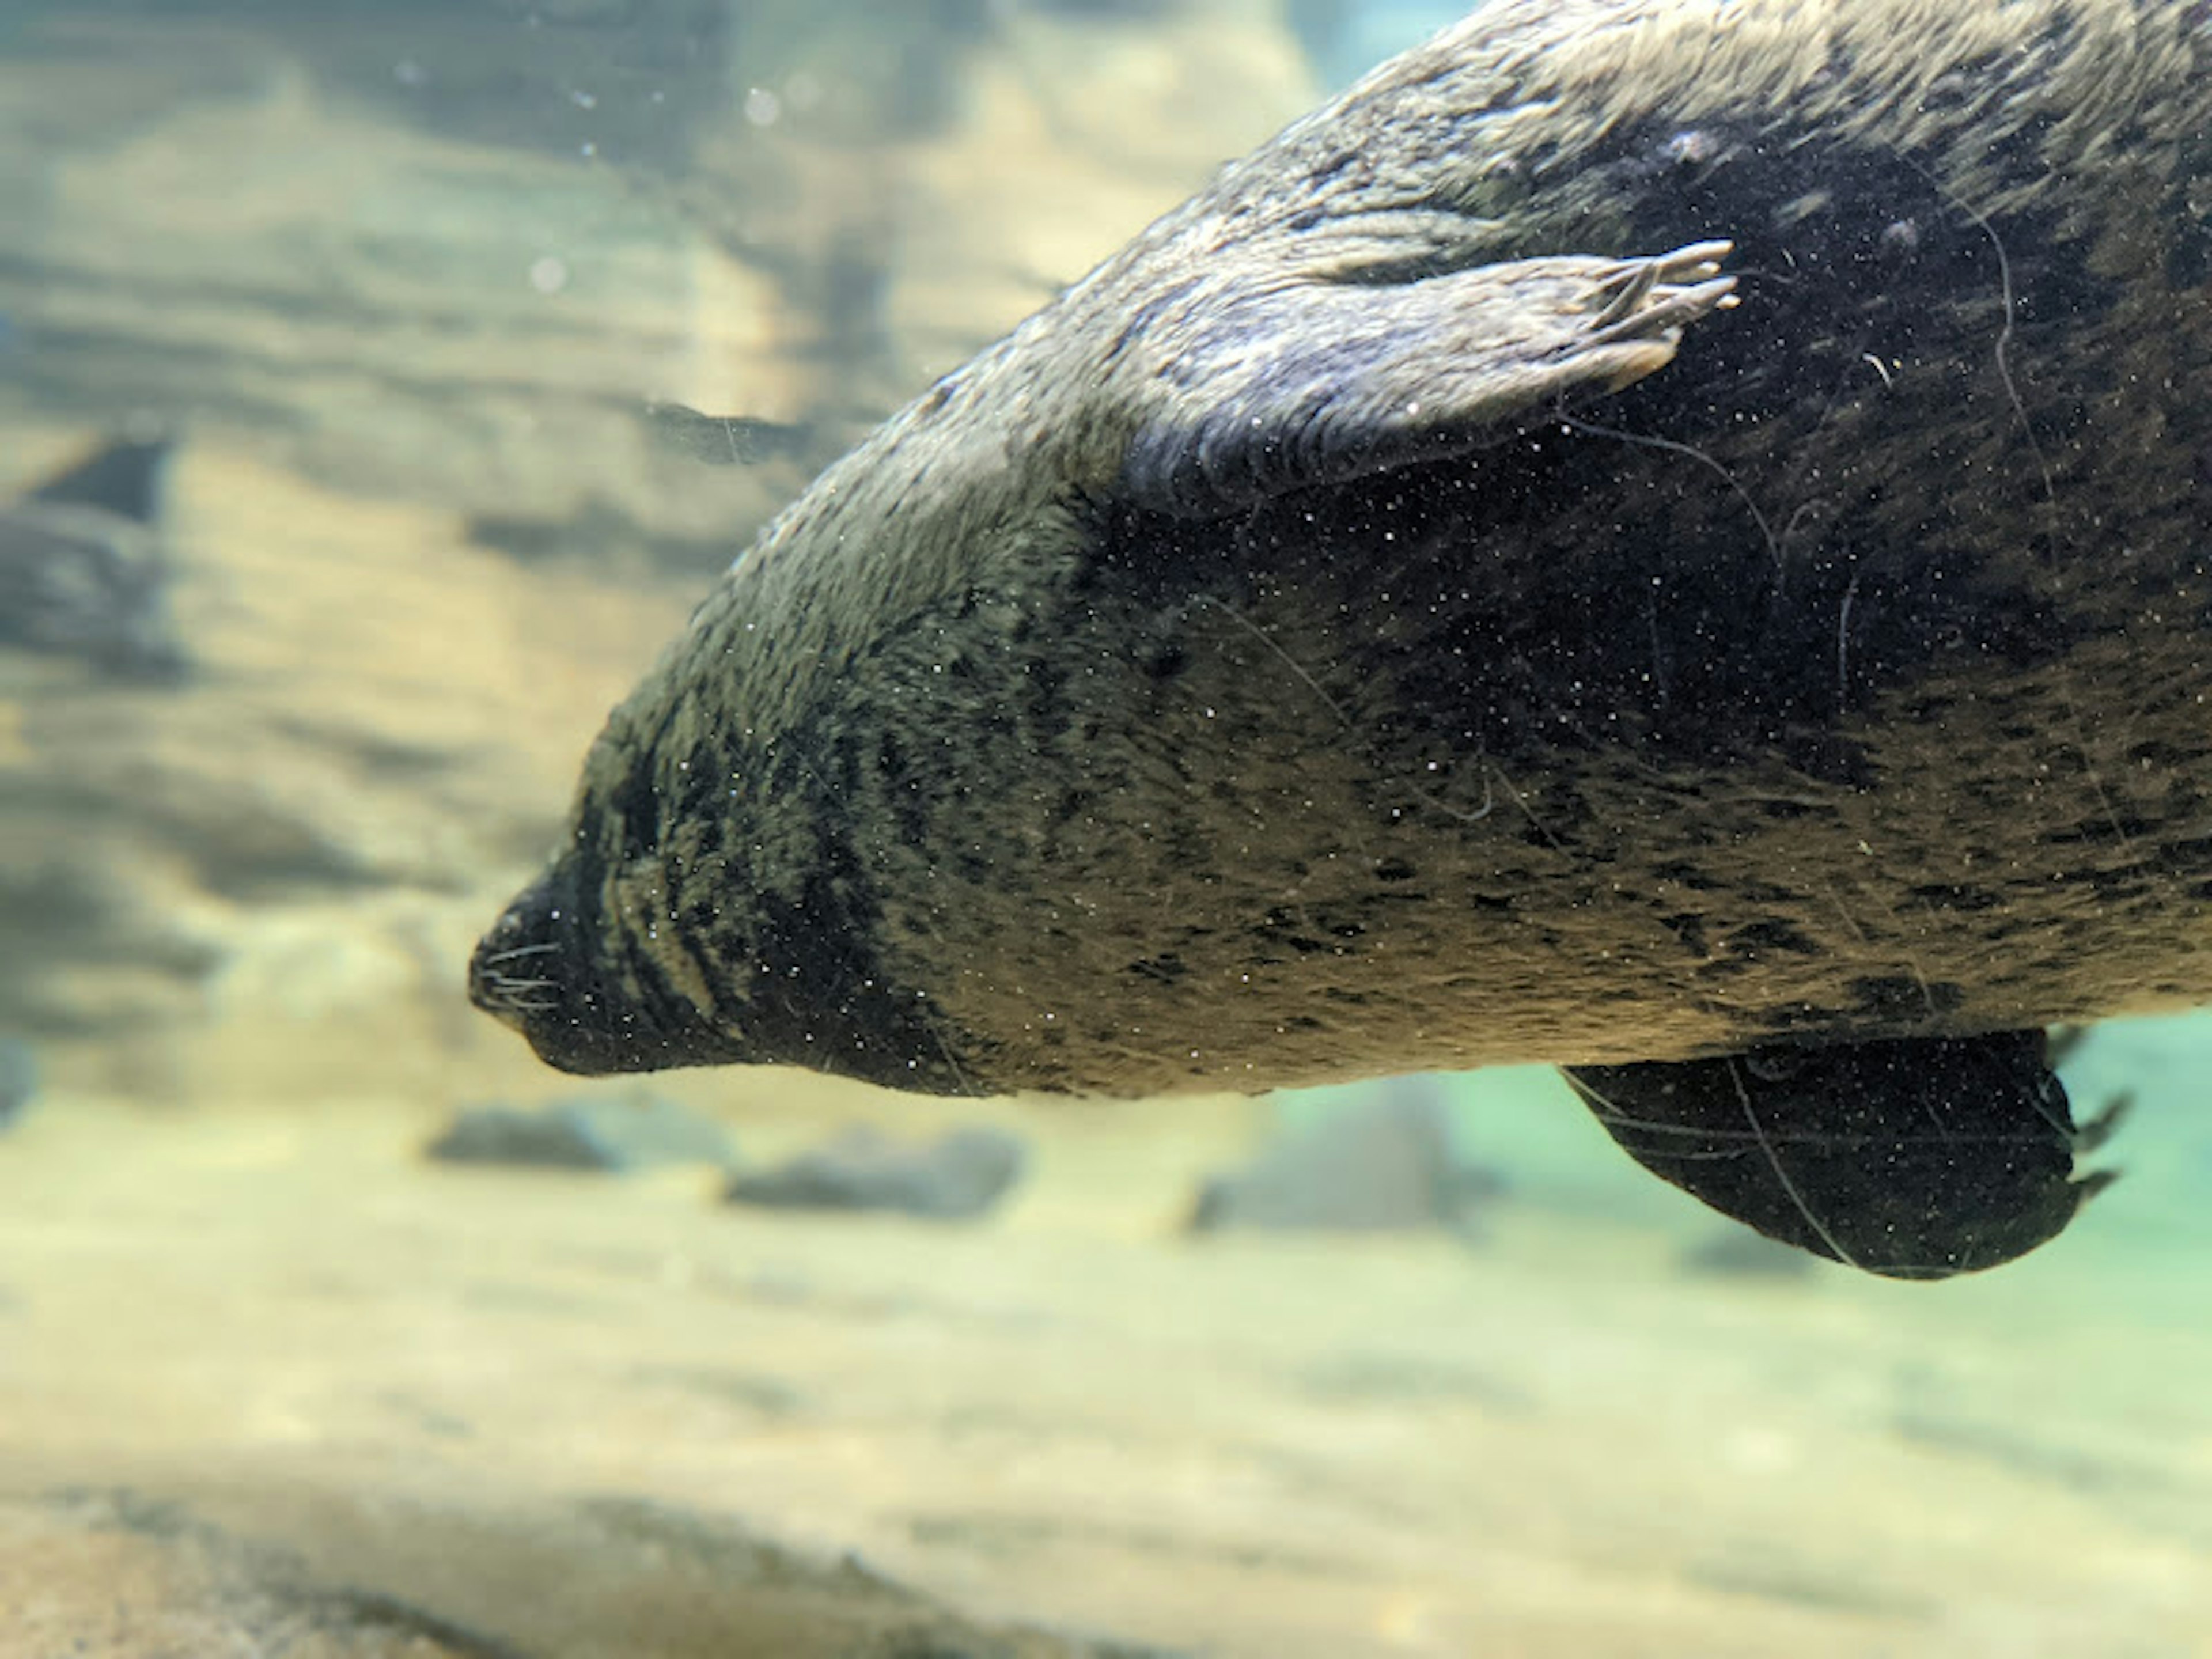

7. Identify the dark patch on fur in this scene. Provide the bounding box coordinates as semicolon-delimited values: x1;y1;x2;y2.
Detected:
1725;918;1823;957
1082;113;2110;788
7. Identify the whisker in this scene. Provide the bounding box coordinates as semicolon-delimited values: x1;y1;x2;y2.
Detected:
1891;147;2055;504
1726;1056;1861;1270
479;942;563;965
1556;411;1782;578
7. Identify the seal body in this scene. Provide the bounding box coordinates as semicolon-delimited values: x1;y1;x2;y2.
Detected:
474;1;2212;1125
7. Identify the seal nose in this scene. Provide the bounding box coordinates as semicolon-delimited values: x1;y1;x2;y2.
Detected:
467;909;568;1031
467;877;624;1071
469;867;754;1076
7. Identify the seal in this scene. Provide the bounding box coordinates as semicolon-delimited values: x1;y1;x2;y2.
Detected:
474;0;2212;1276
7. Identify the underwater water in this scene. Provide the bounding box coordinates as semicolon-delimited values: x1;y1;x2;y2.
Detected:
0;1;2209;1655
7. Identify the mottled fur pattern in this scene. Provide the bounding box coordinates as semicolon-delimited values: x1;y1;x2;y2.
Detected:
476;0;2212;1101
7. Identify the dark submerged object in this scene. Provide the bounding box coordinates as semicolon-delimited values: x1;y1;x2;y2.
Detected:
0;433;187;681
474;0;2212;1276
1187;1080;1505;1236
0;1037;36;1131
721;1124;1027;1220
425;1093;735;1173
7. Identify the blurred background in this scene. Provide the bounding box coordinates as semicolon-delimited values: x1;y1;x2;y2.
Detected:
0;3;2206;1656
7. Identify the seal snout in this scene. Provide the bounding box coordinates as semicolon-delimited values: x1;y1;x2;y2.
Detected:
467;872;622;1074
468;898;569;1032
470;866;753;1077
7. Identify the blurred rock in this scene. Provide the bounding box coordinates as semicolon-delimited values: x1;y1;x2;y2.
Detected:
0;2;1308;541
0;440;698;1066
0;1036;35;1128
725;1125;1028;1219
5;1486;1158;1659
0;25;803;542
1188;1080;1505;1234
427;1091;734;1172
0;430;187;681
3;1487;513;1659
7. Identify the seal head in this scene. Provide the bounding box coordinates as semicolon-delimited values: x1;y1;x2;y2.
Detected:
471;683;978;1092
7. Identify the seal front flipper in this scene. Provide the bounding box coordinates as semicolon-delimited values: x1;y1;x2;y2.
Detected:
1119;240;1735;517
1562;1031;2119;1281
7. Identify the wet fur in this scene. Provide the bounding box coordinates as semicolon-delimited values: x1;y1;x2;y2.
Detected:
475;0;2212;1101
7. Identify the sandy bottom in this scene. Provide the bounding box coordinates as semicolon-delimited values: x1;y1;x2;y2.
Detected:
2;1058;2208;1659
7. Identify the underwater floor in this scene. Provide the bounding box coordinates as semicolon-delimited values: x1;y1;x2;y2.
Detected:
3;1044;2209;1658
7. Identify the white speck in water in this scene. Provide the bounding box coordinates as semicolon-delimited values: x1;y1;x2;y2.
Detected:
744;86;782;127
393;59;428;88
529;256;570;295
570;89;597;110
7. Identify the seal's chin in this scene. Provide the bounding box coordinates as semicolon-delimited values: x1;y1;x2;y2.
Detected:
468;868;748;1077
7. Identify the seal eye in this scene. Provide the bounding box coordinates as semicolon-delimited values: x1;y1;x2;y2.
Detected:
1563;1030;2104;1279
